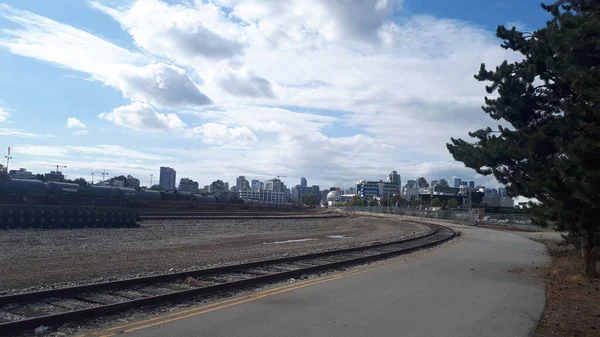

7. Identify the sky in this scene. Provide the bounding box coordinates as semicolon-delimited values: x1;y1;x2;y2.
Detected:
0;0;552;190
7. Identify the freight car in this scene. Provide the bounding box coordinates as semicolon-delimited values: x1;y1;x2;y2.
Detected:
0;174;298;229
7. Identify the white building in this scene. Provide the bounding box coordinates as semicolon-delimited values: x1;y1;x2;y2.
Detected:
239;190;287;203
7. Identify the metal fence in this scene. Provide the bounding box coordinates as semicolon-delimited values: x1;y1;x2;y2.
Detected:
338;206;540;231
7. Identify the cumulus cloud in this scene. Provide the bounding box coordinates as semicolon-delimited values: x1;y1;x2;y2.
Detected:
116;63;212;108
98;102;186;131
231;0;401;44
66;117;86;129
73;130;89;136
218;69;274;98
189;123;258;147
92;0;243;63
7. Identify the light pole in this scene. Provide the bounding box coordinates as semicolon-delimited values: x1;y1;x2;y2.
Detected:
5;146;12;172
91;172;95;185
150;174;154;187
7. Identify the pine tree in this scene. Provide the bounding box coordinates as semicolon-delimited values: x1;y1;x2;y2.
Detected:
447;0;600;277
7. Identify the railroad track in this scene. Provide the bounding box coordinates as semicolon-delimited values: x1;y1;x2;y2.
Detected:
0;223;454;336
140;213;342;220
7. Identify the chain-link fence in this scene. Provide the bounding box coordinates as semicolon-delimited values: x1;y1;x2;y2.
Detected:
338;206;540;231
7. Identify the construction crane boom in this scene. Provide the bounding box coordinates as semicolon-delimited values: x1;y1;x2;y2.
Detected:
93;169;109;182
50;165;67;173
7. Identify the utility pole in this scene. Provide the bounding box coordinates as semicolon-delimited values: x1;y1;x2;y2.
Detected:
150;173;154;187
5;146;11;172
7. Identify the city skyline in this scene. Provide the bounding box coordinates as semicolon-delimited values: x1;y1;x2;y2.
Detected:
2;161;493;195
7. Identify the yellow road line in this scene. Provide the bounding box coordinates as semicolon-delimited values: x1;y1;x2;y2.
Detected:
84;236;464;336
82;269;360;337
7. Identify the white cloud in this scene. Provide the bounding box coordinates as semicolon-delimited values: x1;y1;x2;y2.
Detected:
73;130;89;136
92;0;243;63
66;117;86;129
189;123;258;146
0;107;10;122
98;102;187;131
13;144;173;161
0;128;40;137
218;69;274;98
116;63;212;108
0;4;211;109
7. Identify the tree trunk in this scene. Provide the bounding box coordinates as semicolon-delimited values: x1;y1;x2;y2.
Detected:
581;233;598;278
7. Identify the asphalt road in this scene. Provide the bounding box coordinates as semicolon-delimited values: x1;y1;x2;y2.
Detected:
92;226;549;337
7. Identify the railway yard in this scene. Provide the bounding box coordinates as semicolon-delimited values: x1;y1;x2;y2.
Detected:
0;212;428;292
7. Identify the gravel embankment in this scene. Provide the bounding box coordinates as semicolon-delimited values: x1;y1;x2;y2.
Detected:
0;216;427;292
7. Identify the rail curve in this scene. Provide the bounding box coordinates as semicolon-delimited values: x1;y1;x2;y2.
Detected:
0;222;454;336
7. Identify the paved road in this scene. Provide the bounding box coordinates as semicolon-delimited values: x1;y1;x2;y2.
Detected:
91;226;549;337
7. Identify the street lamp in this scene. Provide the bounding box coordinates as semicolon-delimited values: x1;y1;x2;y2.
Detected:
150;173;154;187
5;146;12;172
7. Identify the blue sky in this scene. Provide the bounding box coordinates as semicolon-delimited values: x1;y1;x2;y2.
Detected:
0;0;552;189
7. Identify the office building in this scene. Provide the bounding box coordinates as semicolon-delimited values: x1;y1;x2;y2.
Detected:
453;178;462;188
9;168;34;180
300;177;307;188
179;178;199;193
357;180;399;198
239;190;288;203
159;167;176;191
387;171;401;189
251;179;260;192
236;176;250;191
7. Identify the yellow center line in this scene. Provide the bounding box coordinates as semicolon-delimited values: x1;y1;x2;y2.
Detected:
84;236;464;337
82;269;361;336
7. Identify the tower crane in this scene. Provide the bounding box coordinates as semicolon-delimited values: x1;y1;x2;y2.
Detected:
94;170;109;183
50;165;67;173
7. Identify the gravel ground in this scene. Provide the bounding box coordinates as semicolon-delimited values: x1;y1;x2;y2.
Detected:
0;216;427;292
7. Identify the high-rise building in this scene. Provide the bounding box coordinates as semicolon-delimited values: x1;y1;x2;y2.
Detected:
236;176;250;191
300;177;307;188
259;181;264;190
224;182;229;191
453;177;462;188
159;167;176;191
311;185;320;197
387;170;401;189
469;181;475;188
179;178;199;193
251;179;260;192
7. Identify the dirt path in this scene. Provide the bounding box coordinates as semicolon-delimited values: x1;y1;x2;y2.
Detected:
534;241;600;337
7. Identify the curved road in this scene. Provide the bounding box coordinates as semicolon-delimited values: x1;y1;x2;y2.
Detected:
86;224;549;337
